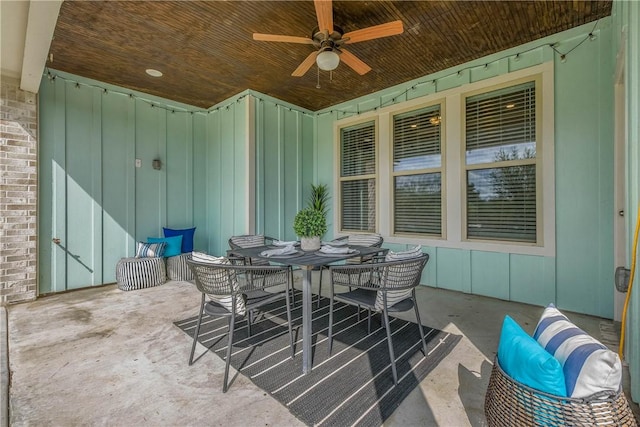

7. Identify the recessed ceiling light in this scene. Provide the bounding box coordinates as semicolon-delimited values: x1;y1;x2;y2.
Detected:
146;69;163;77
506;103;516;109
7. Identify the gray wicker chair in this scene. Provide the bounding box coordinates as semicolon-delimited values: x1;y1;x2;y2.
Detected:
327;253;429;385
228;234;277;266
485;358;636;426
228;234;297;305
317;233;384;307
187;259;294;393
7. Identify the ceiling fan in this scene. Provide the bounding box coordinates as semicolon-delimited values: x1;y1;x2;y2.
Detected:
252;0;404;77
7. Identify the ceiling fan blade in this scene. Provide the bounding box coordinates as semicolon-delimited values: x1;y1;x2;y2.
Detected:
314;0;333;33
292;51;318;77
253;33;314;44
342;20;404;44
339;49;372;75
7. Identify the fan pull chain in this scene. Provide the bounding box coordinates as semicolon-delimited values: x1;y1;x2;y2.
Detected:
316;66;321;89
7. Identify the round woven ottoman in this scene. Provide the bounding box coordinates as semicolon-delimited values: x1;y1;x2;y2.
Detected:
116;257;167;291
166;253;193;281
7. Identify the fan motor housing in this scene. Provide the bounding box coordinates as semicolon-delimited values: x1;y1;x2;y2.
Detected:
311;25;345;48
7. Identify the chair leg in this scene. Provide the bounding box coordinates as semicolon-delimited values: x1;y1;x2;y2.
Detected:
367;309;372;334
222;314;236;393
328;283;334;356
247;309;253;337
290;270;296;307
412;291;428;357
382;305;398;385
189;295;206;366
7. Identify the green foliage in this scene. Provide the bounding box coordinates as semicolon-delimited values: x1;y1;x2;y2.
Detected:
307;184;330;217
293;207;327;238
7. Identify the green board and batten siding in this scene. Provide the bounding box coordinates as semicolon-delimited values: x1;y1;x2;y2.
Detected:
39;20;617;314
38;77;311;293
611;0;640;402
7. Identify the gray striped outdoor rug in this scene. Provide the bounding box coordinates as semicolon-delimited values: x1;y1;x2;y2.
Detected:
174;291;460;427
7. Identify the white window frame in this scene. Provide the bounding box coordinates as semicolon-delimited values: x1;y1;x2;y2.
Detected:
390;100;447;239
461;76;542;245
335;116;380;234
334;62;554;256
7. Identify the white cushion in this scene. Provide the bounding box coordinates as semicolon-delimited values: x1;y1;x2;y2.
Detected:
533;304;622;398
191;252;246;316
385;245;423;261
374;246;423;310
347;233;382;247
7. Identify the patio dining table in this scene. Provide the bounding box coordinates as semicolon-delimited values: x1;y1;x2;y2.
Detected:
228;244;385;374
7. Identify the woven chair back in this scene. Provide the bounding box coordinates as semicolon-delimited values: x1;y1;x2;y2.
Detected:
381;254;429;291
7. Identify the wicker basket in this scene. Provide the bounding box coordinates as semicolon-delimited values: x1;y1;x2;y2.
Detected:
485;358;637;426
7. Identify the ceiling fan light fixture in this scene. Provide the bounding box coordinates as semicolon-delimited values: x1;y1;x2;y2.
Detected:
316;49;340;71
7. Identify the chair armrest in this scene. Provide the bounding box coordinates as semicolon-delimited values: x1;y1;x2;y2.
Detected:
329;263;383;291
238;265;291;292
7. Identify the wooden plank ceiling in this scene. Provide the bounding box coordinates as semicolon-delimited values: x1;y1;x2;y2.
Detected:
49;0;612;111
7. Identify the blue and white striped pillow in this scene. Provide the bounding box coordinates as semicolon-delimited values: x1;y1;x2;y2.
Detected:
533;304;622;398
135;241;166;258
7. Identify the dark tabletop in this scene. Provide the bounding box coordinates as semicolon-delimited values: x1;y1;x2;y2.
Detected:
229;245;385;269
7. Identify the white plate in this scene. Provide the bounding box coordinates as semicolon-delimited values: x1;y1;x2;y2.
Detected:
321;240;348;247
315;249;359;257
261;249;304;258
271;241;300;247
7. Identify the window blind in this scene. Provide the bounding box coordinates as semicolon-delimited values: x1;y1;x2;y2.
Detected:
393;106;442;171
392;105;442;236
465;81;537;243
466;82;536;165
341;122;375;177
340;121;376;232
394;174;442;235
341;179;376;232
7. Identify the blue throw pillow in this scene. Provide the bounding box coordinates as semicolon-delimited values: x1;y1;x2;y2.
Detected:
498;315;567;397
148;235;182;258
163;227;196;253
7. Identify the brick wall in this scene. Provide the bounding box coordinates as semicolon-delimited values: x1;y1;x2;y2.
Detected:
0;77;38;304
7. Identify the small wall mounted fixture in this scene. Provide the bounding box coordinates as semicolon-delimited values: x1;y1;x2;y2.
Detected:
152;159;162;170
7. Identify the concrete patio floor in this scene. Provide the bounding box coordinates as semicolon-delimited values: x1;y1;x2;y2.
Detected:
2;274;639;426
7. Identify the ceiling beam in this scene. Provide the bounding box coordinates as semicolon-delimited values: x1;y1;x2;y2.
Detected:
20;0;63;93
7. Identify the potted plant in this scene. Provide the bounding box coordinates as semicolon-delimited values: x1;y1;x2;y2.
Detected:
308;184;330;218
293;207;327;251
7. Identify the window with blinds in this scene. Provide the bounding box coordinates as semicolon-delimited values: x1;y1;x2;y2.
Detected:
339;121;376;232
464;81;537;243
392;105;442;236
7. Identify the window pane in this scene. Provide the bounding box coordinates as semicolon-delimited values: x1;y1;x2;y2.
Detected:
341;122;375;177
341;179;376;232
466;82;536;165
467;166;536;242
393;105;442;171
394;173;441;235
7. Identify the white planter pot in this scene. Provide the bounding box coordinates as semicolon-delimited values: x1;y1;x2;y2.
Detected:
300;236;320;251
